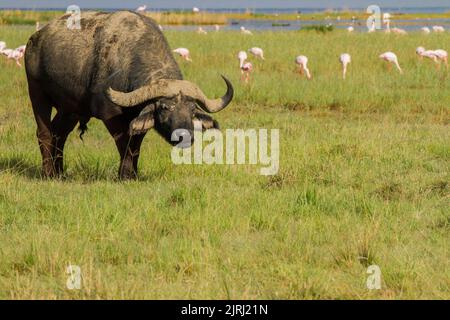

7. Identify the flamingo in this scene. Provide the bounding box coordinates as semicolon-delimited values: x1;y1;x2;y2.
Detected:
238;51;252;83
347;26;354;33
339;53;351;79
1;49;13;58
15;45;26;54
416;47;438;63
421;27;431;34
197;27;207;35
238;51;248;67
383;13;391;33
391;27;407;35
416;47;448;69
173;48;192;62
433;49;448;69
248;47;264;60
416;46;427;59
2;45;26;67
368;19;376;33
432;26;445;33
379;52;403;74
136;5;147;13
240;26;253;35
295;55;312;79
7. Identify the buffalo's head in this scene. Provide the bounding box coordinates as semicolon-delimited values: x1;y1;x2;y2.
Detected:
106;76;234;148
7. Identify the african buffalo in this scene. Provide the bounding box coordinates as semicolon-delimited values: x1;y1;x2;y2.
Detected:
25;11;233;179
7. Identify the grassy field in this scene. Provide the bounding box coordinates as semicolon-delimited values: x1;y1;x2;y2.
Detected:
0;25;449;299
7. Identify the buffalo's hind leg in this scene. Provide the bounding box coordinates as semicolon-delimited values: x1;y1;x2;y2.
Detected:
51;112;78;176
28;80;55;178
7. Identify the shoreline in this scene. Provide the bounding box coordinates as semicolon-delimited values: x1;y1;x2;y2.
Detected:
0;9;450;26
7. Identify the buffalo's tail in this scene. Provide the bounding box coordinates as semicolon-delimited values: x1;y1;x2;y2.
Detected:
78;119;88;141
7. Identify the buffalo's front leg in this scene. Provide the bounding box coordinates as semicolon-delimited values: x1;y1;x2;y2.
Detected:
130;134;145;175
103;116;143;180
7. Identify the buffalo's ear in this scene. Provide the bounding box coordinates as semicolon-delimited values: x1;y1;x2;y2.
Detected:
129;105;155;136
193;112;220;130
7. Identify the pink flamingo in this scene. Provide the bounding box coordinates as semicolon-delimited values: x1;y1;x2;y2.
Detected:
9;45;26;67
238;51;252;83
379;52;403;74
433;49;448;69
295;55;312;79
136;5;147;13
339;53;351;79
248;47;265;60
416;47;448;69
173;48;192;62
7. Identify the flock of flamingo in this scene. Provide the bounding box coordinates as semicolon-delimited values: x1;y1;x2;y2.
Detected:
166;9;448;82
173;44;448;83
0;8;448;84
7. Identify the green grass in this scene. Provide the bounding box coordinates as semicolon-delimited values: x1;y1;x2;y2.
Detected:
0;25;449;299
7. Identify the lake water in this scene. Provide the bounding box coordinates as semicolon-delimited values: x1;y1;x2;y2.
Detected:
163;18;450;32
2;6;450;32
6;7;449;14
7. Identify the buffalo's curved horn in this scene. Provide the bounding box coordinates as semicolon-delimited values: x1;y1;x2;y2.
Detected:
106;75;234;113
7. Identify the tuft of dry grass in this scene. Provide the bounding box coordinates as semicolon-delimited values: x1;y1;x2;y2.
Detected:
145;11;228;25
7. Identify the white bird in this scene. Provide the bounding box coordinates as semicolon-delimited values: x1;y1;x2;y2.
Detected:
2;45;26;67
1;48;13;57
295;55;312;79
339;53;351;79
248;47;264;60
197;27;207;35
416;46;427;57
347;26;354;33
416;47;448;68
432;26;445;33
214;24;220;32
416;47;437;62
433;49;448;69
391;27;407;35
238;51;252;83
136;5;147;13
368;19;376;33
173;48;192;62
379;52;403;74
238;51;248;68
240;26;253;35
421;27;431;34
240;62;253;83
15;45;26;54
0;41;6;52
36;21;41;31
158;25;163;31
383;13;391;32
192;7;200;13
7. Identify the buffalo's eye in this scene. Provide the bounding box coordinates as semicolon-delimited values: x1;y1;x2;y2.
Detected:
161;103;175;111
